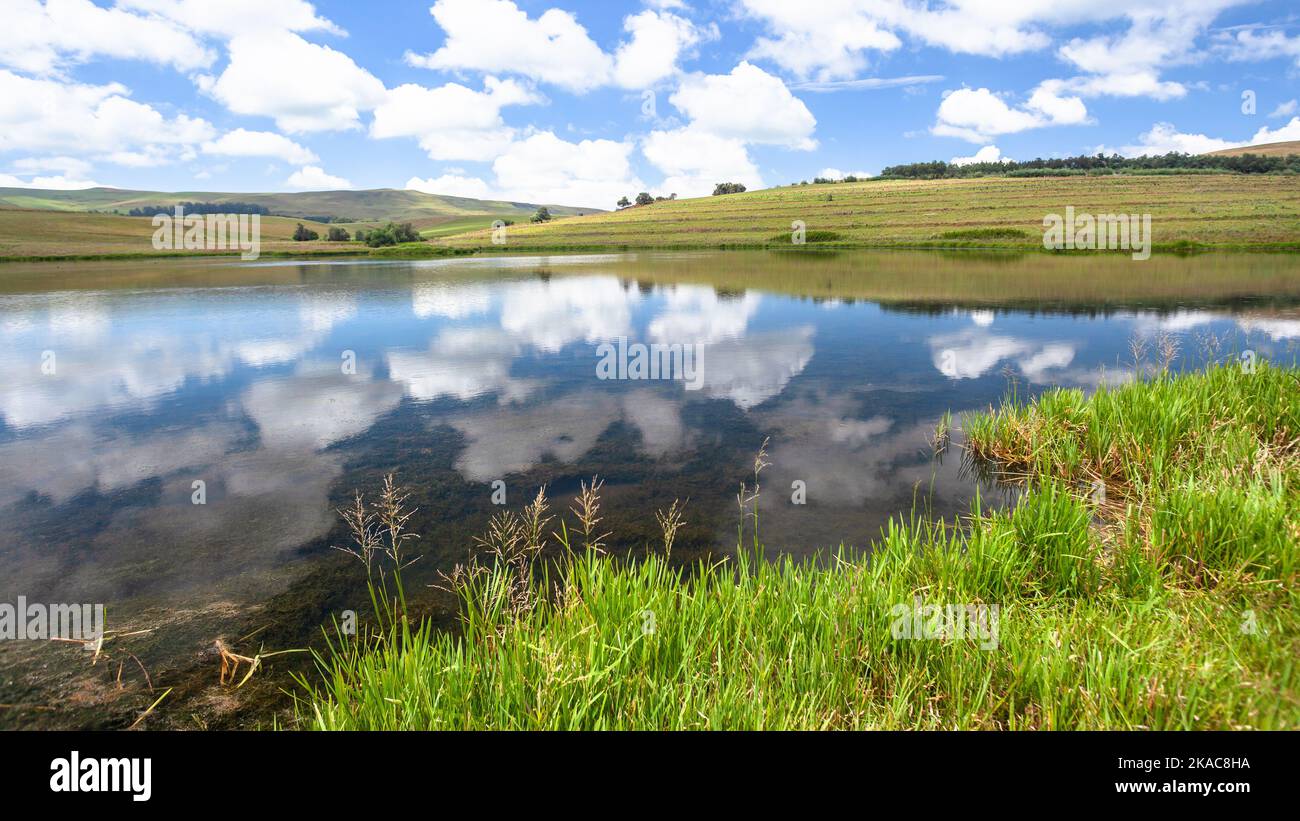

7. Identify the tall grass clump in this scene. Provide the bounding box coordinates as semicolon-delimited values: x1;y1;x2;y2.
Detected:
965;360;1299;591
295;363;1298;731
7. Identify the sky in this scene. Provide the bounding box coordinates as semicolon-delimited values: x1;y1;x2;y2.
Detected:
1;0;1299;210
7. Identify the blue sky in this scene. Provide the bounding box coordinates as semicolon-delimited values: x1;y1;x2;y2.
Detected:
2;0;1299;209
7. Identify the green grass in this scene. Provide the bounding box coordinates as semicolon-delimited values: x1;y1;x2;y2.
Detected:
436;175;1300;252
294;363;1299;730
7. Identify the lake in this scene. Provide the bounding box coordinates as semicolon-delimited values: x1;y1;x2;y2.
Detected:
1;249;1298;726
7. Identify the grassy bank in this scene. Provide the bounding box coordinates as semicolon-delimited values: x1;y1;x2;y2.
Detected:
296;362;1299;730
436;175;1300;252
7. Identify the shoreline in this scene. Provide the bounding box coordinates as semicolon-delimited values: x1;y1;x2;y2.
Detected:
4;239;1300;265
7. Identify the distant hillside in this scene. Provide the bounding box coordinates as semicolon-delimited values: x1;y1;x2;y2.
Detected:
0;187;596;223
1205;140;1300;158
437;174;1300;253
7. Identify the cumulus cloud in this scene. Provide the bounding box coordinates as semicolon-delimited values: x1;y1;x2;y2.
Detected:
1105;122;1241;156
612;9;717;89
200;31;386;132
405;173;494;199
738;1;1240;105
669;62;817;150
950;145;1011;166
933;85;1087;143
2;0;214;75
642;128;762;198
409;132;643;210
1215;26;1300;68
371;77;540;162
0;70;214;159
739;0;901;81
285;165;352;190
1250;117;1300;145
491;132;643;209
1102;116;1300;158
634;61;816;197
202;128;318;165
0;172;103;189
818;167;872;179
406;0;709;92
406;0;612;93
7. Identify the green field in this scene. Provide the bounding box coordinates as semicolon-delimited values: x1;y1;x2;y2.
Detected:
0;209;368;260
296;362;1299;730
436;174;1300;252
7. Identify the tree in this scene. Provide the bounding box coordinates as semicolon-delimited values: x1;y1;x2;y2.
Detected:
617;196;631;209
326;227;351;241
635;192;654;206
530;207;552;223
712;182;747;195
292;223;319;241
362;221;422;247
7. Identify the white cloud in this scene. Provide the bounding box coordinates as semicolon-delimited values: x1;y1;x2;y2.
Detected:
669;62;817;149
202;128;318;165
738;2;1241;104
933;86;1087;143
1102;116;1300;158
407;0;708;93
406;0;613;93
818;167;871;179
0;70;214;158
10;155;92;176
285;165;352;190
2;0;214;75
370;77;540;161
612;10;715;89
1251;117;1300;145
409;131;644;209
405;173;493;199
950;145;1011;166
739;0;901;81
0;172;103;189
490;132;644;209
1216;27;1300;68
202;31;386;132
642;128;762;198
1103;116;1300;158
1271;100;1298;119
119;0;342;38
1107;122;1243;156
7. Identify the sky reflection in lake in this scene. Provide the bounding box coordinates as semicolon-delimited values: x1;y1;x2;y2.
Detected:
0;252;1297;614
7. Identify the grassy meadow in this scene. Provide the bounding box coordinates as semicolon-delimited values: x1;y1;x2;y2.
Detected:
437;174;1300;252
0;209;365;260
296;362;1299;730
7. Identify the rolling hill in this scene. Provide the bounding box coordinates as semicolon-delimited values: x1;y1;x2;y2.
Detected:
0;186;596;223
434;174;1300;253
1205;140;1300;158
